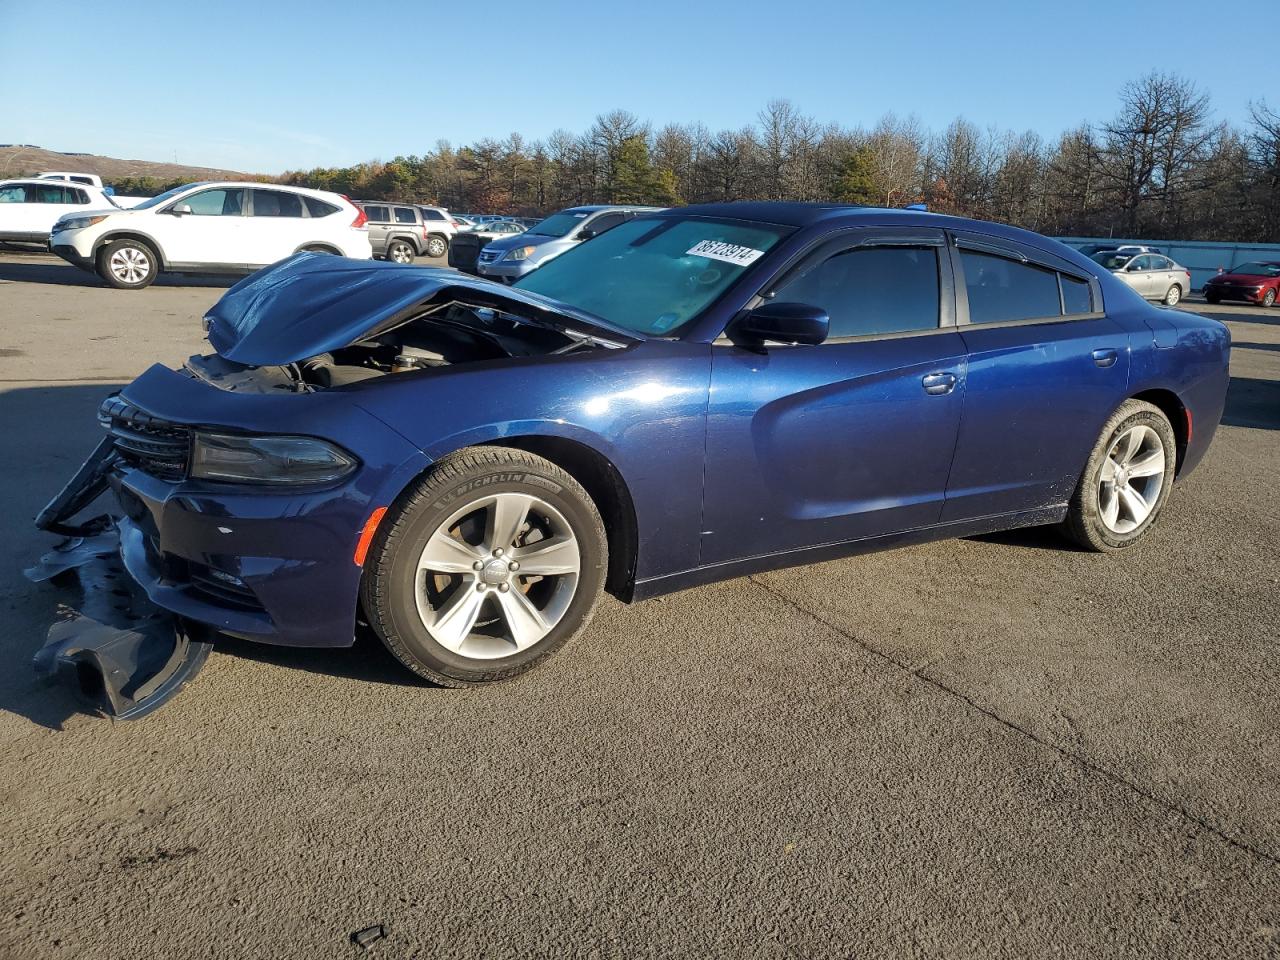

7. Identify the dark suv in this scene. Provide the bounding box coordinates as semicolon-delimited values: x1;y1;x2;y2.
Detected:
360;203;435;263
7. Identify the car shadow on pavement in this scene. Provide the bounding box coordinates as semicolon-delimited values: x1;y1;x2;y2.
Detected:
0;257;237;289
213;628;431;689
1222;376;1280;431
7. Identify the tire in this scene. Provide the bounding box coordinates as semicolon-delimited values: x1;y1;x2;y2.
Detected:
1264;289;1277;308
361;447;607;686
97;239;158;289
1162;284;1182;306
1205;292;1221;305
386;239;415;264
1062;399;1177;552
300;245;337;255
425;235;448;259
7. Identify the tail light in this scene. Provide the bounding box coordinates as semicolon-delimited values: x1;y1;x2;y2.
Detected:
342;196;368;229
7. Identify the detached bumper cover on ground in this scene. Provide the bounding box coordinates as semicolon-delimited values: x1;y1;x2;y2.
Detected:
28;440;215;720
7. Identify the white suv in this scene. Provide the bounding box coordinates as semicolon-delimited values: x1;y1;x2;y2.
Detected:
0;178;119;244
49;181;372;289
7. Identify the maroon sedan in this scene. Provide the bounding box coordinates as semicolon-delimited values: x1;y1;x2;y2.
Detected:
1204;260;1280;307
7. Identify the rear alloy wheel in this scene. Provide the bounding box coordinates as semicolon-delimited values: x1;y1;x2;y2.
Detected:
1162;284;1182;306
425;235;448;259
1264;289;1277;308
362;448;607;686
386;239;415;264
1062;399;1176;552
98;239;158;289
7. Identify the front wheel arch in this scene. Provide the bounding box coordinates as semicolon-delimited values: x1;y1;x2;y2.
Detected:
93;232;166;270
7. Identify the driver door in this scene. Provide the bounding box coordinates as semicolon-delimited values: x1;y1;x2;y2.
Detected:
700;228;967;565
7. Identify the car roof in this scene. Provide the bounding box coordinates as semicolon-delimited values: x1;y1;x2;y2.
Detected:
561;204;665;214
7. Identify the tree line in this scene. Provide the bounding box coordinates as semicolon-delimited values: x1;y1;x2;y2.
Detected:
124;72;1280;243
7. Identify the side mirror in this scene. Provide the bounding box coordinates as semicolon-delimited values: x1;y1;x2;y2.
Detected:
1125;262;1141;272
577;227;598;241
733;301;829;348
169;203;193;216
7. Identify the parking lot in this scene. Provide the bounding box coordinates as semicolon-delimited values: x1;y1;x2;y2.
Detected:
0;247;1277;958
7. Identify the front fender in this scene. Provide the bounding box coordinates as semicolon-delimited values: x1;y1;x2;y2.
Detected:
349;342;712;581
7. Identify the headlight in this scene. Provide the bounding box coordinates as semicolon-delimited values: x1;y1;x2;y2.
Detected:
190;432;357;484
54;215;108;233
504;245;538;262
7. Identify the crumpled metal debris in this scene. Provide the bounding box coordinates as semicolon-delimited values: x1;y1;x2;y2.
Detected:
351;925;388;950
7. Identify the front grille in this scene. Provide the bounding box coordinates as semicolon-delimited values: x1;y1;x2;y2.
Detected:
99;395;190;481
478;249;501;263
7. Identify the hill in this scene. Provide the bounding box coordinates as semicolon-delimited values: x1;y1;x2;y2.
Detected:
0;145;264;189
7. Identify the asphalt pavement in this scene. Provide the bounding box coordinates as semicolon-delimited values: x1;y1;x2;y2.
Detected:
0;249;1277;960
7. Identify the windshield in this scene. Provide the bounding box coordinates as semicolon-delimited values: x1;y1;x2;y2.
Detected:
527;210;593;238
1228;261;1280;277
514;216;790;336
130;184;203;211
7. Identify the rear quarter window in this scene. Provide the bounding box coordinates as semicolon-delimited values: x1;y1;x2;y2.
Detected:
1061;274;1092;315
305;196;340;218
421;208;447;221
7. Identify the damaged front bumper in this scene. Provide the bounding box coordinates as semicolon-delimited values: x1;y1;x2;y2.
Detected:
27;521;214;720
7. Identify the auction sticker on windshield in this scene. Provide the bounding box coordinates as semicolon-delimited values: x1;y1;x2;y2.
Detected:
686;240;765;266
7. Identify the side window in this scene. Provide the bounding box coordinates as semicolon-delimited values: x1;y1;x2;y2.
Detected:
772;245;941;339
364;205;390;222
32;184;68;203
250;190;303;217
1154;257;1173;270
68;188;88;205
1129;255;1153;271
0;185;29;203
304;196;339;218
71;176;93;185
393;207;417;224
585;212;624;236
421;208;446;221
182;189;244;216
960;250;1061;324
1061;274;1093;315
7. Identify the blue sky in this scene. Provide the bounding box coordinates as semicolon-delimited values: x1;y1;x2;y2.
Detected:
2;0;1275;173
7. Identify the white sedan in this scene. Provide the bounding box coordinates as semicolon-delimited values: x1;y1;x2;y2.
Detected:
49;182;372;289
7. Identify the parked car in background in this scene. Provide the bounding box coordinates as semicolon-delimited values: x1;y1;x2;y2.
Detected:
1090;251;1190;305
36;172;147;208
361;202;433;264
0;178;118;244
417;205;460;257
35;202;1229;702
49;181;371;289
452;214;478;231
476;204;664;282
1204;260;1280;307
469;218;527;241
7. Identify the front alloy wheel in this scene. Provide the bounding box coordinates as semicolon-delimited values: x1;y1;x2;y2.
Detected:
98;239;158;289
362;448;607;685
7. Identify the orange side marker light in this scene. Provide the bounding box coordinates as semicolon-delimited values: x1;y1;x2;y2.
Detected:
353;507;387;567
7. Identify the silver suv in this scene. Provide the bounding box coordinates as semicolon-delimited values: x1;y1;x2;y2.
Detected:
361;203;457;262
476;204;664;282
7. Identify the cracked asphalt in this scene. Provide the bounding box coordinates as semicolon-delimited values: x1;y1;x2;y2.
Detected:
0;249;1277;959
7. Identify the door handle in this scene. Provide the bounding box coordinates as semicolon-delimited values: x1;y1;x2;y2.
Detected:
1092;348;1118;368
922;372;958;396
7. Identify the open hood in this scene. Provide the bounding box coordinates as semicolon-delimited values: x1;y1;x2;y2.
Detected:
204;253;642;366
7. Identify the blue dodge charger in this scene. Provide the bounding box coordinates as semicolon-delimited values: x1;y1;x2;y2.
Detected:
40;202;1231;691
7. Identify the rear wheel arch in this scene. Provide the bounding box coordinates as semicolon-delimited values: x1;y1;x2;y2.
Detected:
296;242;341;255
1130;388;1189;474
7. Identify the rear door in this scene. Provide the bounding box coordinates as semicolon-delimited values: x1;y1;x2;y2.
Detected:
701;227;967;564
243;189;310;265
0;182;40;238
941;233;1130;521
364;204;390;255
